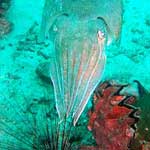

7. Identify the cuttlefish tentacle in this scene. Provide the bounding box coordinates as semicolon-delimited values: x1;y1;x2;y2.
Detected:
73;30;106;125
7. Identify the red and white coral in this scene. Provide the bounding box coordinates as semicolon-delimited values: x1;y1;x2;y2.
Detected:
81;81;139;150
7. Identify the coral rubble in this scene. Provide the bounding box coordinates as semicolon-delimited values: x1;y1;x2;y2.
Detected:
0;0;12;38
0;17;12;37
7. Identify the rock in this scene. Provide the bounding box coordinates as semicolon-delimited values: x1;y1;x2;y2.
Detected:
0;0;11;16
36;62;51;83
0;18;12;38
37;50;50;59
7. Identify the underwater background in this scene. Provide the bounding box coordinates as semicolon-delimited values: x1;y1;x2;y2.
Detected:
0;0;150;149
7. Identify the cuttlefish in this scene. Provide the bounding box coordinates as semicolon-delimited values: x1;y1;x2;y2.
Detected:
40;0;123;125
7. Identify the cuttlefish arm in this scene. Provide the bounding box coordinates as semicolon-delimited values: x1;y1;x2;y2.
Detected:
73;30;106;125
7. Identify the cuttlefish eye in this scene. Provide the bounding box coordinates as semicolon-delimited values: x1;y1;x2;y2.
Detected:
97;30;105;42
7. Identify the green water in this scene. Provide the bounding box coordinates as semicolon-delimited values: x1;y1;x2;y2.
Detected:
0;0;150;149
